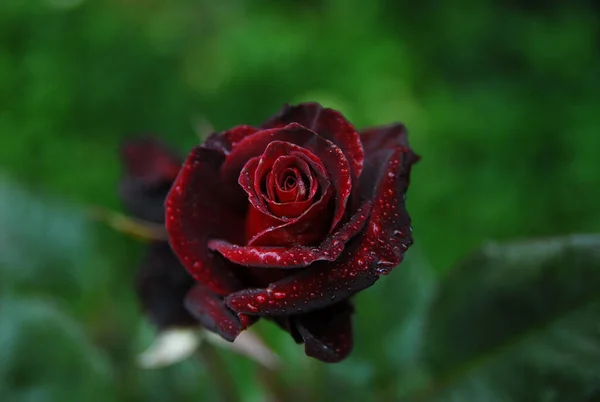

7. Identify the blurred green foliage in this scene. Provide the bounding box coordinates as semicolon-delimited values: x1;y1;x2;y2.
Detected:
1;0;599;401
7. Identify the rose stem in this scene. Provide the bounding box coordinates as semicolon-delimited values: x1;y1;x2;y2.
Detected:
196;342;239;402
88;206;168;241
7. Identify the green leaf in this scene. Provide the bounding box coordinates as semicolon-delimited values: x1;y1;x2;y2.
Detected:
0;296;114;402
406;234;600;402
0;176;100;296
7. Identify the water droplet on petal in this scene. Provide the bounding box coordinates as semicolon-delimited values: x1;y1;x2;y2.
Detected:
273;292;286;299
375;260;395;275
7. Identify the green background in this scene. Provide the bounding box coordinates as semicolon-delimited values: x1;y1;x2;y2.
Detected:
1;1;599;401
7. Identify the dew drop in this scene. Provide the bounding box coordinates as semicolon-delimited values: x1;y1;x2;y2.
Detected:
375;260;394;275
256;295;266;304
246;303;259;312
273;292;286;299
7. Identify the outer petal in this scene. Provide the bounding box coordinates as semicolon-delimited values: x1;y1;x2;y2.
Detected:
225;147;416;316
135;242;197;329
185;283;256;342
208;203;370;268
165;146;245;296
292;301;354;363
203;125;260;155
262;102;364;183
359;124;420;194
120;137;182;183
119;137;182;223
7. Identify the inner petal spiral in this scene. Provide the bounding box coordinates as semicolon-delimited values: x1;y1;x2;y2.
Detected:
239;140;334;247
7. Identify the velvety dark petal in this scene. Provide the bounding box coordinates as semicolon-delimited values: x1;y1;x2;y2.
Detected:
225;148;415;316
250;141;325;219
221;124;352;232
119;137;182;223
221;124;313;187
266;169;278;201
185;283;256;342
270;156;312;203
237;140;337;246
264;193;312;218
208;203;370;268
262;103;364;183
135;241;197;329
358;124;420;196
272;154;320;203
266;157;312;204
121;137;182;183
203;125;260;155
292;301;354;363
245;188;333;247
360;124;410;152
239;156;281;222
165;146;246;296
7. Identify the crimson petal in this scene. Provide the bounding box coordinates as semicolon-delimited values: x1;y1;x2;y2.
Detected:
238;156;282;224
135;242;197;329
204;125;260;155
221;124;352;232
243;141;326;221
119;137;182;223
165;146;245;296
225;148;415;316
185;283;256;342
292;301;354;363
262;102;364;183
208;203;370;268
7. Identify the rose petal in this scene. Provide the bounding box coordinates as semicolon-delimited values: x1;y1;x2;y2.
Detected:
238;156;281;224
245;186;333;247
225;148;415;315
247;141;326;220
119;137;182;223
221;124;352;232
262;103;364;183
271;156;313;203
135;242;197;329
239;140;338;247
208;203;370;268
360;124;410;152
204;125;260;155
120;137;182;183
185;283;256;342
356;124;420;207
271;155;319;204
292;301;354;363
240;154;332;246
165;146;246;295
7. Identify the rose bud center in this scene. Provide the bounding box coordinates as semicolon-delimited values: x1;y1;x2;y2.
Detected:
241;142;334;247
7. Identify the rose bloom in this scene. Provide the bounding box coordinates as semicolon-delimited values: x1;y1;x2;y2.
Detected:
119;137;198;331
165;103;419;363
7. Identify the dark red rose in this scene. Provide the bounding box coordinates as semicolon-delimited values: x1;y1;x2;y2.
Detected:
166;103;419;362
119;137;197;330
